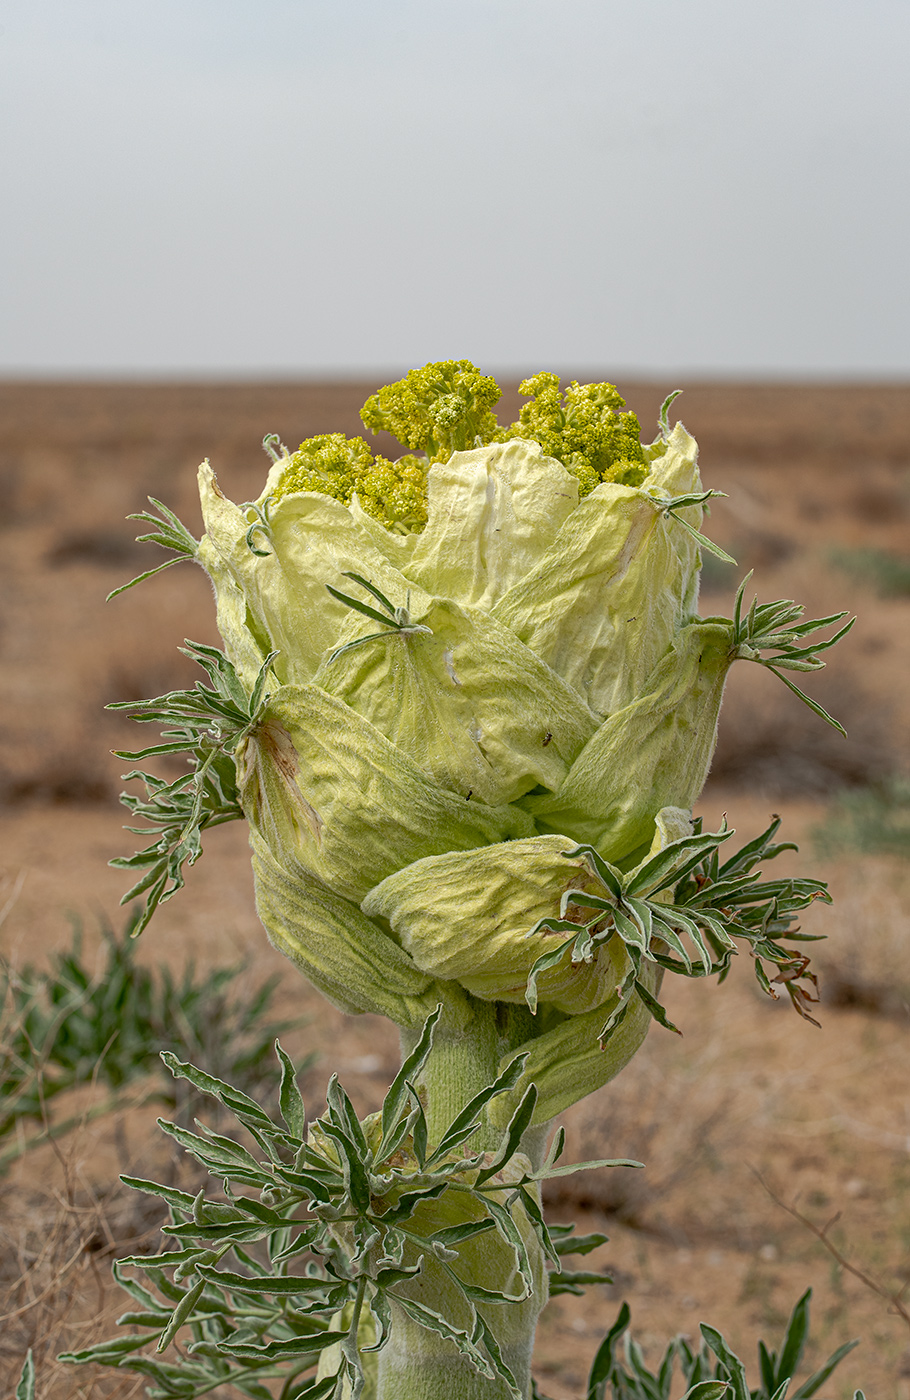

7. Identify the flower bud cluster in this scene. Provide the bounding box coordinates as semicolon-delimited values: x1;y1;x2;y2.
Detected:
192;366;741;1118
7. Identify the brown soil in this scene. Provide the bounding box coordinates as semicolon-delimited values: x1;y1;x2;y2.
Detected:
1;380;909;1398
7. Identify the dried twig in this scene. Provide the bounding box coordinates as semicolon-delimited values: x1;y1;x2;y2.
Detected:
756;1171;910;1331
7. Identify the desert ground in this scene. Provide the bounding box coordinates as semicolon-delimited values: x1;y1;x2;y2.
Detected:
1;378;908;1398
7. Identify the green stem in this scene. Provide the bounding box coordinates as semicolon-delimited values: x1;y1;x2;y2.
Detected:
377;997;548;1400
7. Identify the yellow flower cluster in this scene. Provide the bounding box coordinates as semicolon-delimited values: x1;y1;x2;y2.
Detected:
272;433;429;534
507;372;647;496
270;364;648;533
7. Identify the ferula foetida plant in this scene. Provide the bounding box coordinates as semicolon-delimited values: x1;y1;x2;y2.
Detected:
96;363;852;1400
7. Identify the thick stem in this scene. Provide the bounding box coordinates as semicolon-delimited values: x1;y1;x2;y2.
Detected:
377;997;548;1400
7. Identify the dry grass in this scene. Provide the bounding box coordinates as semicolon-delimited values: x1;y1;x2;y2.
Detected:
544;1039;738;1238
815;869;910;1021
0;1116;164;1399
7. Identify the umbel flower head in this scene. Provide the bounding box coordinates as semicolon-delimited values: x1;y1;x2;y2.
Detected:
112;362;851;1124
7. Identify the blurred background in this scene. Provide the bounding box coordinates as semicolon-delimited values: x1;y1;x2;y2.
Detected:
1;4;909;1397
2;0;909;378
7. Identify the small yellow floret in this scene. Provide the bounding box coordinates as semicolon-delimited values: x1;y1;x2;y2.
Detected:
360;360;502;460
509;374;647;495
272;434;428;534
268;368;649;533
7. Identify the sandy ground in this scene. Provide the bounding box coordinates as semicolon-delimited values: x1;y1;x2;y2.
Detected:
1;379;909;1397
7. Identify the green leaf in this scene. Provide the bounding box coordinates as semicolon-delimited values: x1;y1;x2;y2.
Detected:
408;1083;428;1169
634;978;682;1034
547;1267;613;1296
325;1076;369;1161
219;1333;345;1361
626;828;731;898
514;1184;558;1267
375;1099;423;1168
107;497;199;599
195;1266;322;1296
759;1339;778;1396
648;914;694;971
392;1295;495;1379
552;1229;609;1257
338;571;398;615
765;666;848;737
624;896;654;947
373;1260;423;1290
791;1339;860;1399
283;1378;338;1399
324;585;400;629
316;1119;372;1215
525;936;576;1015
364;1286;393;1354
113;1308;170;1328
658;390;683;439
155;1274;206;1353
475;1083;538;1185
682;1383;731;1400
425;1054;528;1168
666;506;738;564
613;907;649;957
380;1006;440;1155
110;1258;171;1311
720;817;788;876
543;1127;566;1171
107;555;194;600
471;1313;523;1400
15;1352;35;1400
562;844;624;900
118;1248;215;1271
598;969;637;1045
58;1334;151;1365
535;1157;642;1181
432;1218;497;1251
481;1194;533;1293
774;1287;811;1385
276;1041;307;1141
458;1275;531;1306
160;1052;274;1130
156;1118;269;1183
587;1301;631;1397
119;1175;197;1211
381;1178;449;1225
700;1325;750;1400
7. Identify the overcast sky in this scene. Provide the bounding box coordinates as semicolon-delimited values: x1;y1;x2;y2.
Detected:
1;0;907;378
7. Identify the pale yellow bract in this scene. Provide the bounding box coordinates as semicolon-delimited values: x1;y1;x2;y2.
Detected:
194;425;733;1122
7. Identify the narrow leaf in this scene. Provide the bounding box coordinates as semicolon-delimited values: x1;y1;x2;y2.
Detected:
472;1313;523;1400
776;1287;811;1383
482;1194;533;1292
635;979;682;1034
392;1295;494;1378
426;1055;528;1168
791;1340;860;1399
765;667;847;737
155;1275;206;1352
587;1301;631;1397
475;1083;538;1185
700;1325;750;1400
381;1006;440;1154
106;556;193;600
15;1352;35;1400
276;1041;307;1141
